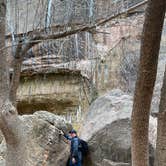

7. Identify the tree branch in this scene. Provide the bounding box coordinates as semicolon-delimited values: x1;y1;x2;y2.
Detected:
9;0;148;54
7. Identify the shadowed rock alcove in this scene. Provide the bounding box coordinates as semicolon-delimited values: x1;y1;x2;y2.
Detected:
16;69;90;125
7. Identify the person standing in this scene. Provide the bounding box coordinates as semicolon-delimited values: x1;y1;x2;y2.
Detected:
60;129;82;166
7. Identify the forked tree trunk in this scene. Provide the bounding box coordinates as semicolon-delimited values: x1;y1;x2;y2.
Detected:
0;1;27;166
155;66;166;166
131;1;166;166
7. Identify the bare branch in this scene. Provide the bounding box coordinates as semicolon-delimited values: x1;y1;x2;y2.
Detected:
21;0;147;54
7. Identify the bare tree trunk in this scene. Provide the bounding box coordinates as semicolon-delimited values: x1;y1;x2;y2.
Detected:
131;1;166;166
0;0;9;101
9;57;22;106
9;41;23;106
155;66;166;166
0;1;27;166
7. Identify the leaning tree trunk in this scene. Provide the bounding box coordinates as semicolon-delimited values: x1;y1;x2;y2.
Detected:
131;1;166;166
155;66;166;166
0;1;27;166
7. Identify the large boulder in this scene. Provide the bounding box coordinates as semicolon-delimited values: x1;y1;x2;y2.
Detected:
80;89;157;166
0;111;72;166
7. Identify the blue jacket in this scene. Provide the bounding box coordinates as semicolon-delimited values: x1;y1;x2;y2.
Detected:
64;135;82;162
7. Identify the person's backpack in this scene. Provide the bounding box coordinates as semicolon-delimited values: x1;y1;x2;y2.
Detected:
78;139;89;156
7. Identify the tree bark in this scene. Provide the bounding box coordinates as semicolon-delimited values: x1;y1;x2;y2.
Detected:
155;66;166;166
9;40;23;106
131;1;166;166
0;1;27;166
0;0;9;101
